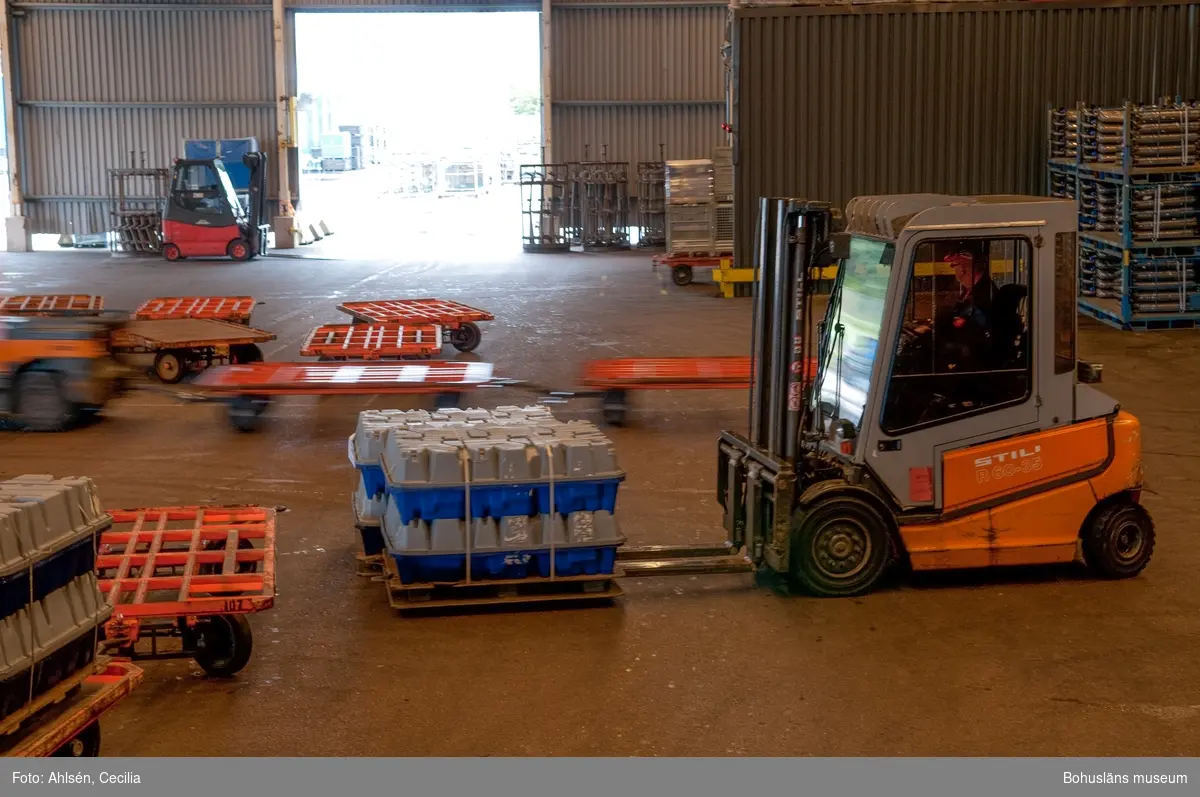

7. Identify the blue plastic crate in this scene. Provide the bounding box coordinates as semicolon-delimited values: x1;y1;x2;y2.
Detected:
357;525;385;557
389;544;619;585
355;464;387;498
385;477;622;524
0;536;95;621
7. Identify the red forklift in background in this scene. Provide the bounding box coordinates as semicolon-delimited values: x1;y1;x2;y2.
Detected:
161;152;269;262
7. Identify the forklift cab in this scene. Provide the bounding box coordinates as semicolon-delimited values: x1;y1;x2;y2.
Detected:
719;195;1151;597
161;154;269;262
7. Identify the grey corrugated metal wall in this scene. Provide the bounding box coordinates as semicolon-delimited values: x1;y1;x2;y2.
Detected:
551;2;727;170
11;1;275;235
733;1;1200;267
6;0;727;236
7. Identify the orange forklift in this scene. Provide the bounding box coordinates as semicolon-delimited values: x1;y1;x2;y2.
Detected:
0;313;134;431
697;195;1151;596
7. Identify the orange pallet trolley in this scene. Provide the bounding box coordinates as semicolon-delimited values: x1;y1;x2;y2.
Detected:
97;506;277;677
0;661;143;757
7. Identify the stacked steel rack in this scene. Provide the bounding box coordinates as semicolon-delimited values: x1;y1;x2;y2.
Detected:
636;161;667;248
108;167;170;255
664;159;716;253
519;163;573;253
571;160;631;250
1049;101;1200;329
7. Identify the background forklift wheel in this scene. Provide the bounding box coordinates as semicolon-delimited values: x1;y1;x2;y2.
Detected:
15;371;73;432
672;265;694;286
153;350;187;383
230;343;264;364
449;321;482;352
789;496;891;597
228;395;271;432
162;243;183;262
193;614;253;677
227;239;252;262
1083;500;1156;579
51;722;100;757
601;389;628;426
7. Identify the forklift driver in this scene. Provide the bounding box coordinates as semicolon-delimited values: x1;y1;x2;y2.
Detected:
888;241;1000;429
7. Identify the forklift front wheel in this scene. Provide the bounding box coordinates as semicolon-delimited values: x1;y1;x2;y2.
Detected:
1082;500;1156;579
672;265;694;286
789;496;891;598
227;239;252;262
153;350;188;384
162;244;183;262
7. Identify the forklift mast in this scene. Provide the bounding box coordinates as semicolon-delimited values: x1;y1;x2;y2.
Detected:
718;198;841;572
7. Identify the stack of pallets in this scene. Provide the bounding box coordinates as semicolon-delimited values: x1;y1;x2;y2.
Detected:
0;476;113;733
348;407;627;611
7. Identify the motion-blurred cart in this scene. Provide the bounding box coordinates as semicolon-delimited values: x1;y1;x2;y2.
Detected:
0;660;143;757
191;360;498;431
96;506;277;677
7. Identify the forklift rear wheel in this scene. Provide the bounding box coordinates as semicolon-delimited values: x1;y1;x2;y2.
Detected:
1082;500;1156;579
193;614;253;677
52;723;100;757
789;496;891;597
162;244;183;262
672;265;694;286
227;239;252;262
449;322;482;352
228;395;271;432
601;389;628;426
230;344;264;364
153;350;188;383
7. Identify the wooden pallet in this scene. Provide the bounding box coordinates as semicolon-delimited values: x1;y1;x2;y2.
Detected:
0;656;110;738
356;552;384;577
380;555;623;613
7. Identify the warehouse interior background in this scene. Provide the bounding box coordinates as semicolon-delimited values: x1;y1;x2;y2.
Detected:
293;11;541;257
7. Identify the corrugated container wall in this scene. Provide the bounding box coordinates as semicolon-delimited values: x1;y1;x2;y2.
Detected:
11;3;274;235
552;3;727;172
732;2;1200;268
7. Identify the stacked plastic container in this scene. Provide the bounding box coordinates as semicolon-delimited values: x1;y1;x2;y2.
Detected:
349;406;626;586
0;475;113;726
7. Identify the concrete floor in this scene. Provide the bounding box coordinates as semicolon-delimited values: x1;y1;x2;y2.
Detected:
2;243;1200;757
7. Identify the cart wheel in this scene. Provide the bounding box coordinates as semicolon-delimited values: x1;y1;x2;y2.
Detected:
434;392;461;410
228;395;271;432
672;265;694;286
163;244;183;262
601;389;628;427
194;614;254;677
230;343;264;364
52;722;100;757
154;350;188;384
449;321;482;352
199;537;258;576
227;239;252;262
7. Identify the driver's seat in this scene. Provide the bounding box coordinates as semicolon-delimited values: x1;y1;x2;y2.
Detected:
991;282;1027;366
